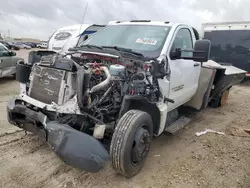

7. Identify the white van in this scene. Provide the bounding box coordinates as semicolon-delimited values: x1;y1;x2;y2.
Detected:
48;24;105;54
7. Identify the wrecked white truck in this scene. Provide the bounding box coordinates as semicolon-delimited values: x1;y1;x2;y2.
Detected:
7;20;246;177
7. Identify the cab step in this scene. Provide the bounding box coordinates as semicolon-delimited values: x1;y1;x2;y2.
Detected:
165;116;191;134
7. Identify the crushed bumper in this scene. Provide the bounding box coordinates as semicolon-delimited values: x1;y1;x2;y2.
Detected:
7;97;110;173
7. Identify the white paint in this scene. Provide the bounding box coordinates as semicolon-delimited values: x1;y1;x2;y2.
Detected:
164;25;200;112
93;124;106;139
156;23;201;135
201;21;250;38
108;21;173;26
156;102;168;136
20;83;27;95
48;24;92;53
0;66;16;78
20;94;81;114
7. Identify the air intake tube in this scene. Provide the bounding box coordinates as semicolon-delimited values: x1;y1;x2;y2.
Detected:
89;66;111;94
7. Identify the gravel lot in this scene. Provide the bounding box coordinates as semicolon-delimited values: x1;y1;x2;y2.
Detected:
0;49;250;188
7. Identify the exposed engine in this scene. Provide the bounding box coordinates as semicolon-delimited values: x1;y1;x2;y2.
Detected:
19;51;161;139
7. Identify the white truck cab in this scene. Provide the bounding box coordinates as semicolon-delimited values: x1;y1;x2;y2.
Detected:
106;20;245;135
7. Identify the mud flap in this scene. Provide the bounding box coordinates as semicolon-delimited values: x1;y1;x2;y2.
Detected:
46;121;109;173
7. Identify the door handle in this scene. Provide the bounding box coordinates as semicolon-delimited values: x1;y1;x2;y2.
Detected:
193;63;200;67
0;60;2;63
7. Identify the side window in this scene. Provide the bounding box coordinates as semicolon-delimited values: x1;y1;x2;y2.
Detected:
171;28;193;57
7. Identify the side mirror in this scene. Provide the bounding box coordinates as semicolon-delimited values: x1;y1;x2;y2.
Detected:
193;39;211;62
172;39;211;62
9;51;16;56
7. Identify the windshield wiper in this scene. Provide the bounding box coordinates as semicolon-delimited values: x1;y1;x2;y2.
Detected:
79;44;103;50
102;46;144;57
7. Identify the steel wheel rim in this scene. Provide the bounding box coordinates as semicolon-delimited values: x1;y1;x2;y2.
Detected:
131;125;150;166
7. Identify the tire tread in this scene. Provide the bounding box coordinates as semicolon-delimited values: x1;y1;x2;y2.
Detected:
110;110;147;177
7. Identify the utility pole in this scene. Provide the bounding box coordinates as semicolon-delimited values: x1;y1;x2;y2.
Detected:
8;29;10;37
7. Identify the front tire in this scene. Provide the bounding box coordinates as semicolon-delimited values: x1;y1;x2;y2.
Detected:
110;110;153;177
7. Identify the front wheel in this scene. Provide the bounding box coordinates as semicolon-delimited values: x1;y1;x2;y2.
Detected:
110;110;153;177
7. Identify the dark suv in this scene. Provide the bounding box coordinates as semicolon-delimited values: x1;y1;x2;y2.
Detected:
0;41;20;50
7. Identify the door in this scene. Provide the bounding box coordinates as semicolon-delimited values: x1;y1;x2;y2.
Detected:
0;44;15;77
167;27;201;111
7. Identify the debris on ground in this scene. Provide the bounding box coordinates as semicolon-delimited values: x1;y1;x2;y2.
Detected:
154;154;161;157
195;129;225;137
226;126;250;137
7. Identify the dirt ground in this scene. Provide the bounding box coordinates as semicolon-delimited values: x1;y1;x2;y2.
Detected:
0;49;250;188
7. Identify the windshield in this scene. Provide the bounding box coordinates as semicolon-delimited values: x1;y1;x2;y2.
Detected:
81;25;171;58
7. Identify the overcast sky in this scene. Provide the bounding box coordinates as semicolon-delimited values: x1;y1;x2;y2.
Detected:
0;0;249;40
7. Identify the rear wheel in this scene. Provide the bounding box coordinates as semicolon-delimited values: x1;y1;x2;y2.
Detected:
220;90;230;107
110;110;153;177
210;89;230;108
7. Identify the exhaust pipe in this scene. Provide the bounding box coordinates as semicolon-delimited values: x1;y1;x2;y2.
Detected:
89;66;111;93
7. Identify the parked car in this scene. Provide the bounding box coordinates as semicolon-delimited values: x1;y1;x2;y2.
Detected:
15;43;32;49
0;41;20;50
37;42;48;49
24;42;36;48
8;42;21;50
0;43;24;78
0;41;11;49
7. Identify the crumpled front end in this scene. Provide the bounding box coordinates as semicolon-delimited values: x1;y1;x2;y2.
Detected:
7;97;109;173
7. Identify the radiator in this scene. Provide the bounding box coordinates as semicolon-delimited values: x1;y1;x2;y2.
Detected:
28;65;66;105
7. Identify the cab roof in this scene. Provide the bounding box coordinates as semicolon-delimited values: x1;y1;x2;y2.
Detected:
108;20;171;26
107;20;187;27
107;20;199;38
